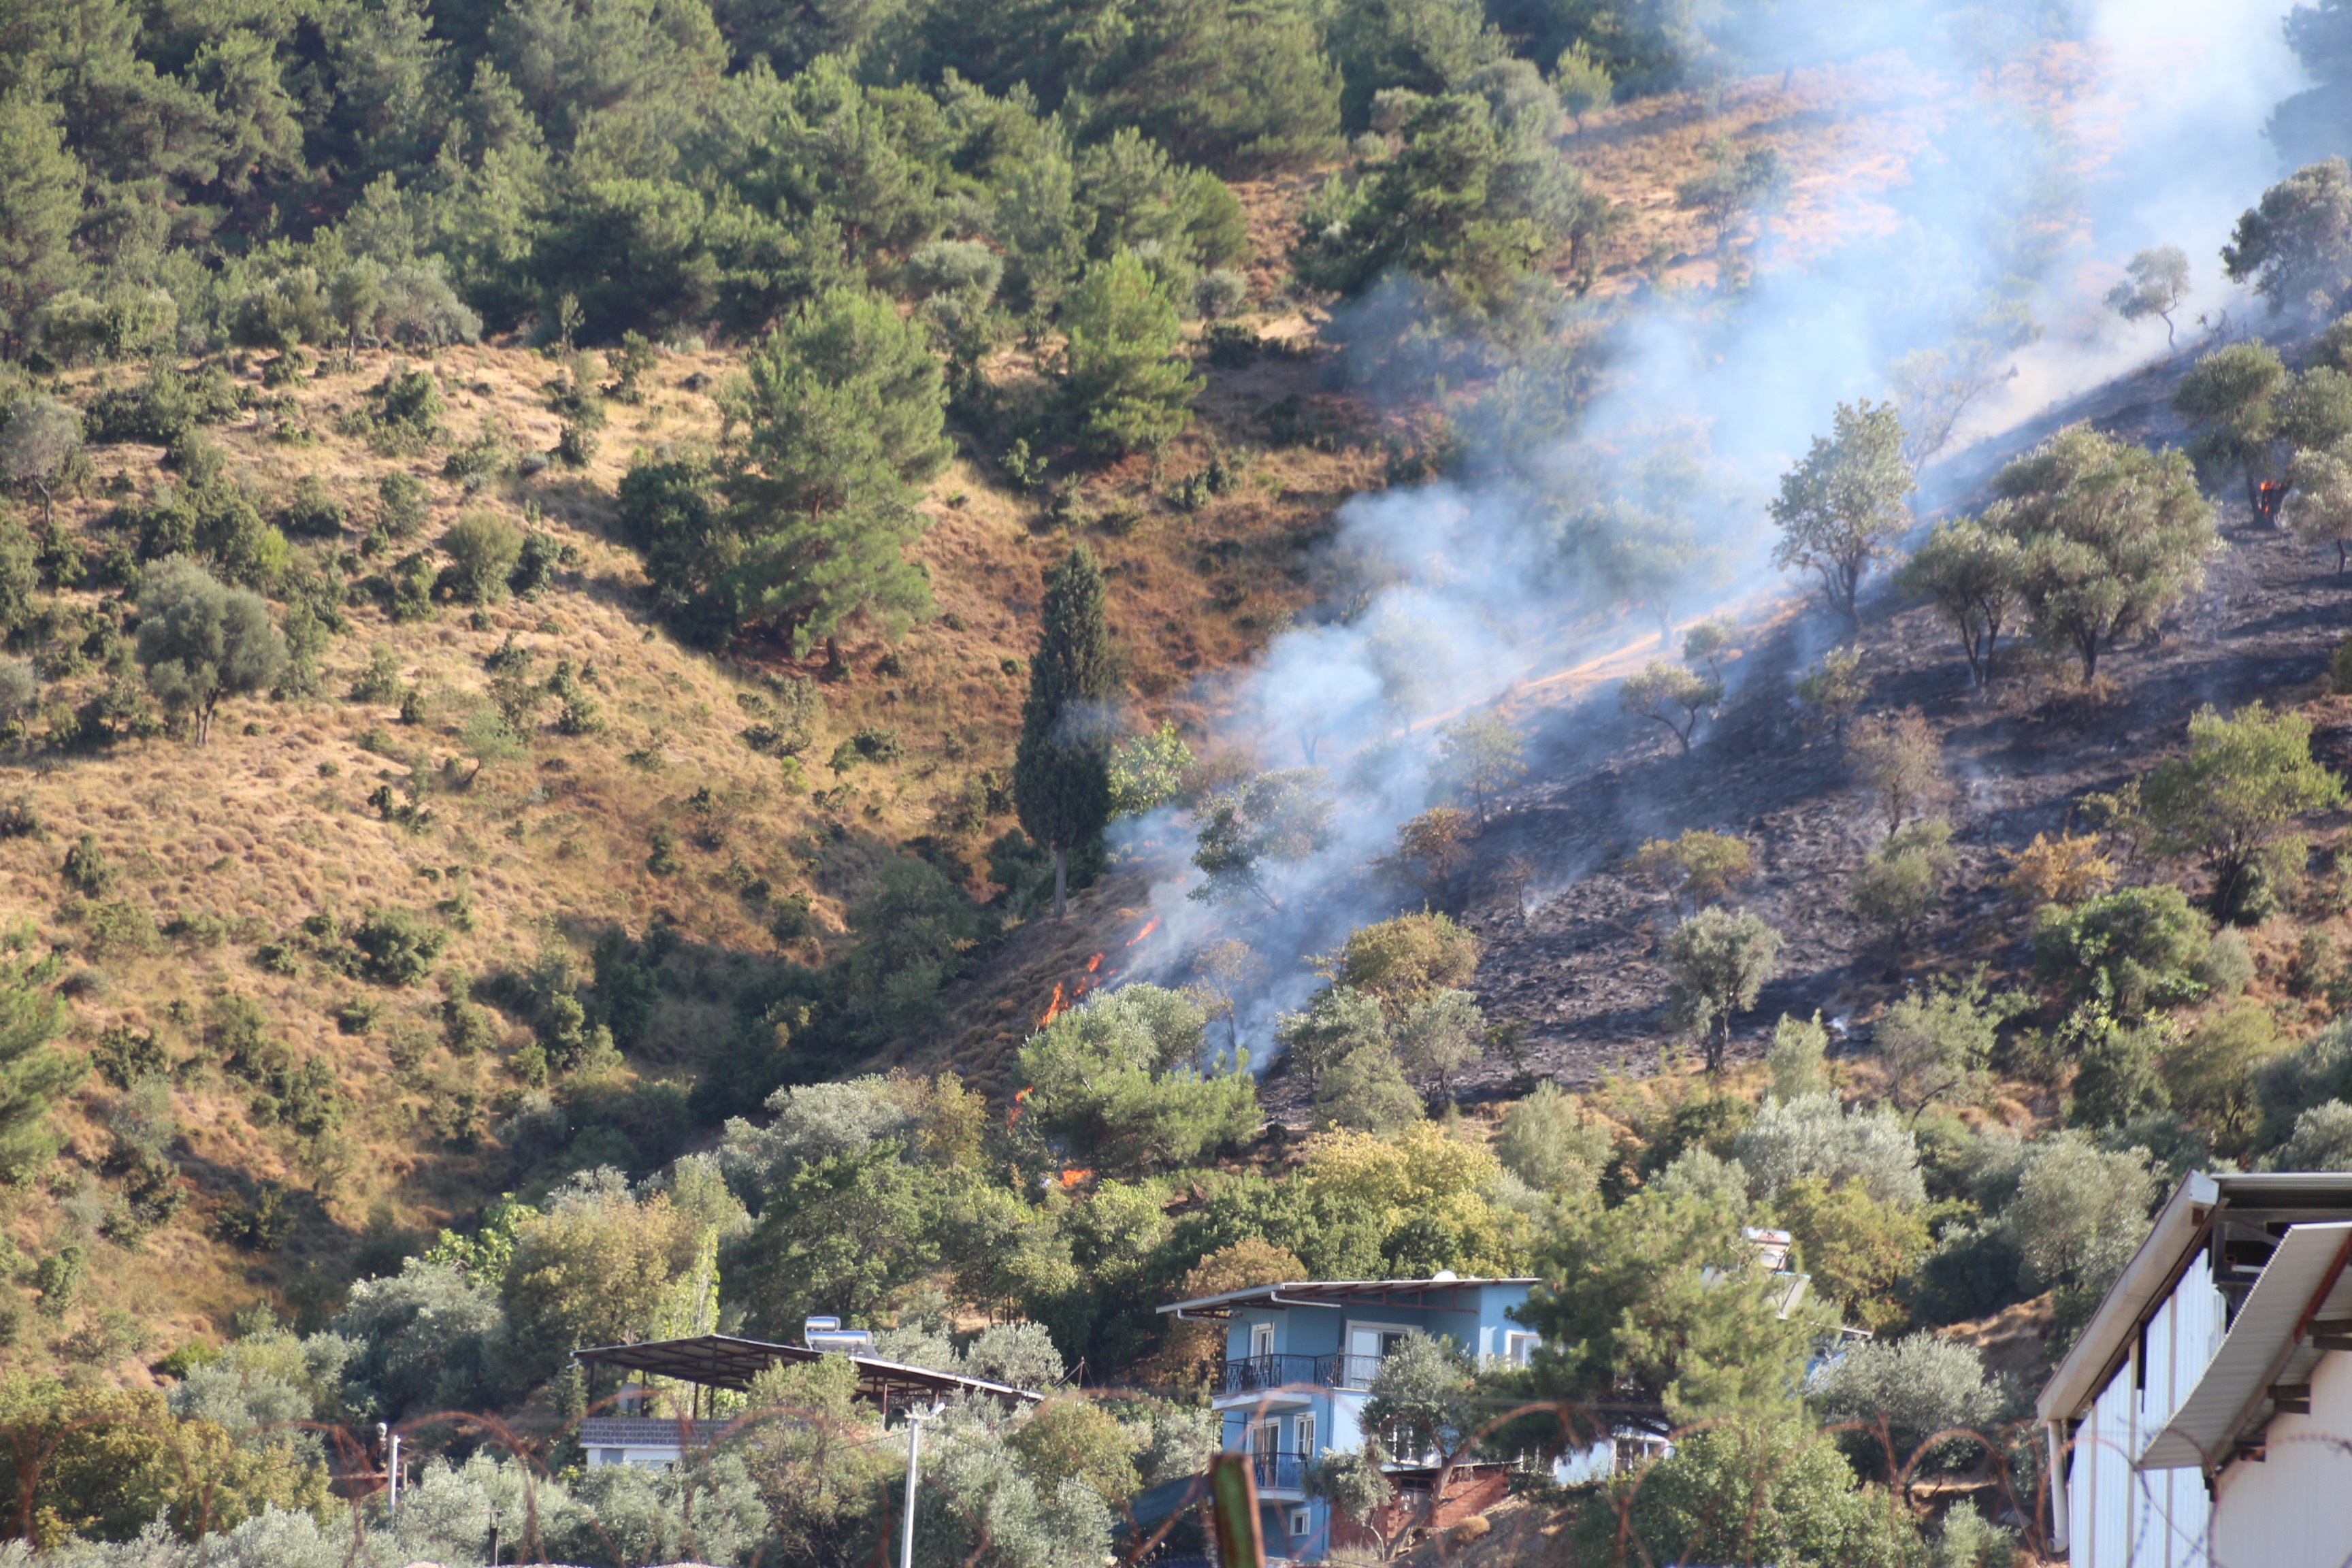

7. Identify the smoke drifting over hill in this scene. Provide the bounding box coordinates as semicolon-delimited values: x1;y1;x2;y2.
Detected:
1111;0;2306;1058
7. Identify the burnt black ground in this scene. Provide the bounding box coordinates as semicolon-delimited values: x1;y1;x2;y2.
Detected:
1431;333;2352;1100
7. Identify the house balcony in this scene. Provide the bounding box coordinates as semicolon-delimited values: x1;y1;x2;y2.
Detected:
1216;1353;1390;1403
1247;1450;1309;1495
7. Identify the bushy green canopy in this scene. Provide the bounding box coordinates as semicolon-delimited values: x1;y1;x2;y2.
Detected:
1015;983;1258;1175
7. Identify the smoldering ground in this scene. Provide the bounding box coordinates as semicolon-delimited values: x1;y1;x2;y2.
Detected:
1092;0;2307;1064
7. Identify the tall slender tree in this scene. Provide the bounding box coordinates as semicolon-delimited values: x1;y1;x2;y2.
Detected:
1014;544;1120;918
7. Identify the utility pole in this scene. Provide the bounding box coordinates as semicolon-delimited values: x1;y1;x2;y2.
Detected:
899;1403;943;1568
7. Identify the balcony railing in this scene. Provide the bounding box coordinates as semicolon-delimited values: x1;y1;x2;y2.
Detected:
1218;1352;1390;1396
1247;1451;1309;1492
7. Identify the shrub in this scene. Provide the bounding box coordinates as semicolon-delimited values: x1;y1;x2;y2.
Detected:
1732;1093;1925;1207
2276;1100;2352;1169
348;642;403;703
355;365;447;453
1631;829;1756;913
1496;1081;1614;1193
2032;885;2210;1020
346;907;446;987
61;833;114;896
279;476;345;540
439;512;523;604
378;470;429;538
1847;819;1955;943
511;529;562;596
1810;1334;2006;1476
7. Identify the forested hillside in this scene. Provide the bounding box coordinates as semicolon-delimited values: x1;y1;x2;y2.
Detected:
4;0;2352;1564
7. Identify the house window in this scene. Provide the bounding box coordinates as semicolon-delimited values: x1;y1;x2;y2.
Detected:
598;1449;623;1467
1294;1412;1316;1457
1345;1323;1414;1386
1250;1420;1277;1458
1290;1508;1313;1538
1250;1321;1275;1360
1505;1332;1541;1368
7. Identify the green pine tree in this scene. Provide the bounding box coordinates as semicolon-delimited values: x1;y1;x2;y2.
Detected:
0;930;81;1179
1014;544;1121;917
0;93;86;358
721;287;954;655
1060;250;1201;456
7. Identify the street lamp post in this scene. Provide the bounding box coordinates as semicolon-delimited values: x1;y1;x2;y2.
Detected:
899;1403;945;1568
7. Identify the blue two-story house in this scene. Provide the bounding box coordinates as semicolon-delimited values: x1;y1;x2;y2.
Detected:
1156;1273;1540;1560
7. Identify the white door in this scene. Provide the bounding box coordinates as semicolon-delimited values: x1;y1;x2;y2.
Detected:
1250;1321;1275;1360
1294;1412;1316;1457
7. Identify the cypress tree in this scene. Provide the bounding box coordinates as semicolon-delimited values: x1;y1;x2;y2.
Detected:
1014;544;1120;918
0;936;79;1178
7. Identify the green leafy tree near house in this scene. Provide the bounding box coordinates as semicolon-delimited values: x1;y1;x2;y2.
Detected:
719;287;953;654
1013;544;1120;919
1060;250;1200;456
1015;983;1257;1176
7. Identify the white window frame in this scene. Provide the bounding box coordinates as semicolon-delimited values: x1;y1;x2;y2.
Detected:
1293;1411;1317;1457
1250;1320;1276;1360
1504;1330;1541;1369
1342;1320;1419;1388
1290;1507;1313;1538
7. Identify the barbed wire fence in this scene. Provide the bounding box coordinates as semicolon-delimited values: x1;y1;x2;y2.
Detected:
2;1379;2345;1568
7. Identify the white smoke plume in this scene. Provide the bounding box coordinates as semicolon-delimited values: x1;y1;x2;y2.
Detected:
1107;0;2306;1059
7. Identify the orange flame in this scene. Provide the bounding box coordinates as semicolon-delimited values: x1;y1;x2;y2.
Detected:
1008;1085;1034;1128
1058;1168;1095;1188
1126;918;1160;947
1085;953;1103;973
1037;983;1066;1028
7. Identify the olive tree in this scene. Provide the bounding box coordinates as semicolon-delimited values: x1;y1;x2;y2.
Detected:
1189;768;1335;911
2143;701;2342;924
1844;709;1945;834
1433;711;1524;823
2103;246;2191;344
2289;437;2352;572
1619;659;1720;754
1986;424;2217;683
1664;906;1784;1073
2171;342;2288;513
1895;518;2021;687
134;558;286;744
0;396;81;527
1874;971;2026;1114
1767;399;1916;627
2221;157;2352;318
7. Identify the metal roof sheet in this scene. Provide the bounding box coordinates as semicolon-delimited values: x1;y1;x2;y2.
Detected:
1154;1277;1539;1316
2039;1171;2352;1425
571;1333;1043;1404
2137;1221;2352;1471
